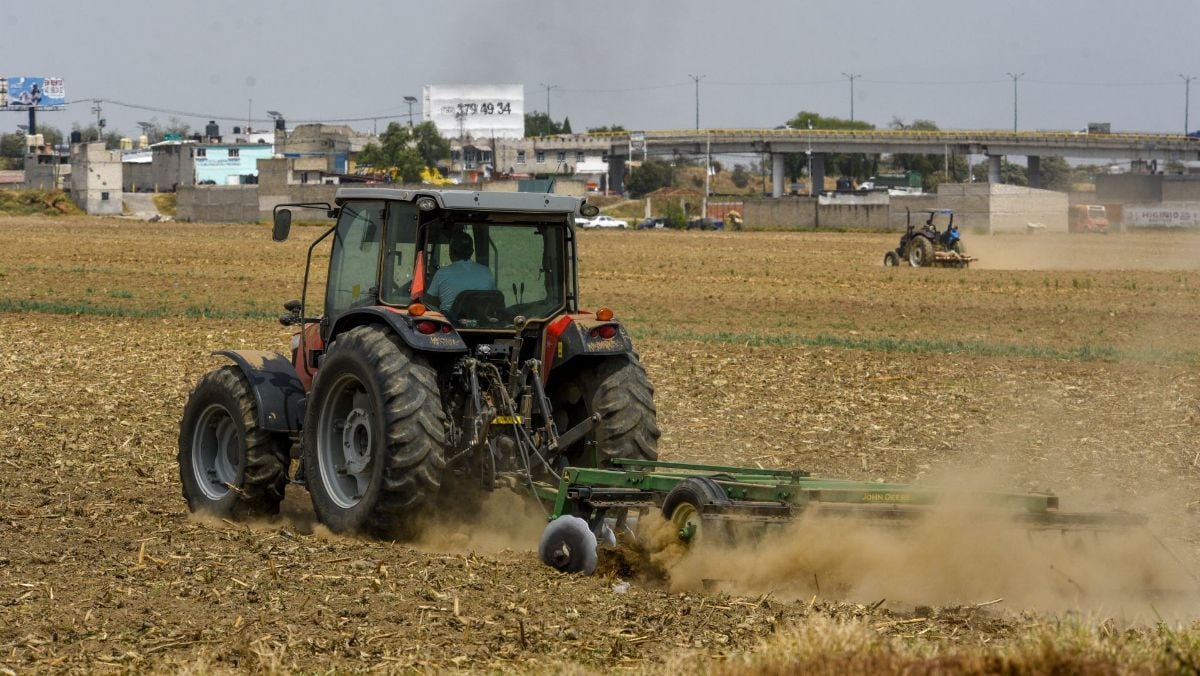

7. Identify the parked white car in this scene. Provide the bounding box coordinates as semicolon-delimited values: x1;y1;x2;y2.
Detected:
579;214;629;229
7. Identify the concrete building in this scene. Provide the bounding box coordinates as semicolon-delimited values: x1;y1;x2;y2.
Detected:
150;141;197;191
275;124;371;174
194;142;274;185
69;142;123;215
23;146;71;190
936;183;1068;233
491;135;609;181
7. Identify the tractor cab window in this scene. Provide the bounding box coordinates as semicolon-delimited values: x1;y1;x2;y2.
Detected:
379;201;419;304
325;201;384;318
421;215;566;329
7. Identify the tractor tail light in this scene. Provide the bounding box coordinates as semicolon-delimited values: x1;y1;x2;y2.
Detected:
591;325;617;339
596;307;614;321
440;324;452;333
408;303;426;317
415;320;437;335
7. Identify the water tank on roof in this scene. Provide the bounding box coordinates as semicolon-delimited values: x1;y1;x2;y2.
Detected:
69;130;83;144
138;134;149;149
232;126;241;134
119;137;133;150
274;116;286;131
205;120;219;138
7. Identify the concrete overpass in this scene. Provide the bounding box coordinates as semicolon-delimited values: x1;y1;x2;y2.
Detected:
598;128;1200;196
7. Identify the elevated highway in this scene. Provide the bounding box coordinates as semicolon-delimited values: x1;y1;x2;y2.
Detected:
597;128;1200;196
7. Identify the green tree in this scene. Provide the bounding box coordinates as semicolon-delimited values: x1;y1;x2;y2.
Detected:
524;112;569;137
358;122;429;182
731;164;750;189
409;121;450;168
1038;156;1072;191
971;158;1028;186
587;124;626;133
662;199;687;229
625;159;674;198
783;111;874;180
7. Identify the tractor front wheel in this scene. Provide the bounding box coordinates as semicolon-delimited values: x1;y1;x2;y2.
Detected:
178;366;290;517
303;325;446;537
883;251;900;267
908;237;933;267
553;354;660;468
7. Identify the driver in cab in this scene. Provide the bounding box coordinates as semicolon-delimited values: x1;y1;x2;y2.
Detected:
425;233;496;313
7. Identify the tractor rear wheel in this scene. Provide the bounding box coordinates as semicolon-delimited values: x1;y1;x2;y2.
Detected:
178;366;290;517
303;325;446;536
553;354;660;467
908;237;933;267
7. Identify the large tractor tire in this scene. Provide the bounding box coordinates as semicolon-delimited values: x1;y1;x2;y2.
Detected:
952;240;966;255
908;237;933;267
552;353;660;468
303;325;446;536
178;366;290;518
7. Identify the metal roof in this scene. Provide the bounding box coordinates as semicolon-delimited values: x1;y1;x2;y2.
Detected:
333;187;588;213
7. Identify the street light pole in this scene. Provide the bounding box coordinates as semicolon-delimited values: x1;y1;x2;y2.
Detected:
538;83;557;122
1006;72;1024;132
688;74;704;130
403;95;418;129
841;73;860;122
1180;74;1196;136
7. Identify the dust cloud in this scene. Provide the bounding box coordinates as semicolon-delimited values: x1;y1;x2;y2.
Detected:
633;495;1197;621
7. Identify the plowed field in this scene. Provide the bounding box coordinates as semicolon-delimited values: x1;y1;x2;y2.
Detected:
2;216;1199;672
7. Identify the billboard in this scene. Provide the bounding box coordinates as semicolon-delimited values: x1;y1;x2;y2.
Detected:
1124;203;1200;228
423;84;524;140
3;76;65;108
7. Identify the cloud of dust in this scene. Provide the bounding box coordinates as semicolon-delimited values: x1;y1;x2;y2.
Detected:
410;490;549;555
637;488;1197;621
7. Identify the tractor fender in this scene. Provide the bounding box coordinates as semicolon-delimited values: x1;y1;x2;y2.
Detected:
214;350;305;433
543;315;634;379
329;307;467;354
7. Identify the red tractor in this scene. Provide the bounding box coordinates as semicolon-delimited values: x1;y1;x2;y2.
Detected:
178;189;659;536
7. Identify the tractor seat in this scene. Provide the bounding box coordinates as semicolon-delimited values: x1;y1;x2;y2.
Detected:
450;290;508;326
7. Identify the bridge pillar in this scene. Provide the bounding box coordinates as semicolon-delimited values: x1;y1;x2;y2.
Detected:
987;155;1002;184
810;153;826;196
772;153;785;198
1027;155;1041;188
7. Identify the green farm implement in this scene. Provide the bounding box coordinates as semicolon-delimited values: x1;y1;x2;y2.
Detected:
534;457;1148;575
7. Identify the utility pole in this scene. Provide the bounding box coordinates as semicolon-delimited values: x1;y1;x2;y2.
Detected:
1180;74;1196;135
247;98;253;133
539;82;557;122
91;101;104;140
1006;72;1024;132
403;95;418;129
688;74;704;130
841;73;860;122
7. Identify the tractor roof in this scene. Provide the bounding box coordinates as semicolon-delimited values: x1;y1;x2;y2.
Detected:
334;187;589;215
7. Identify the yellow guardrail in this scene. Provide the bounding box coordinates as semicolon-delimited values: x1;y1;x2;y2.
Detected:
589;128;1197;145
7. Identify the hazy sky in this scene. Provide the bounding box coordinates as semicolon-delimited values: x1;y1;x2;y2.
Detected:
6;0;1200;138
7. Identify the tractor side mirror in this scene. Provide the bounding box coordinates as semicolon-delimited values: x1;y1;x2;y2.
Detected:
272;209;292;242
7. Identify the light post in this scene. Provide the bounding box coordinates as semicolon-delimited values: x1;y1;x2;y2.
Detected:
806;119;813;193
538;83;557;122
841;73;860;122
688;74;704;130
1006;72;1024;132
1180;74;1196;135
403;95;418;129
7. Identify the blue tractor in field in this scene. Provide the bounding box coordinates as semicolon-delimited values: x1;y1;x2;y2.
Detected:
884;208;974;268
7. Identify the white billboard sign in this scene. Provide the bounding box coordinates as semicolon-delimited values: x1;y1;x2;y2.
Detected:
423;84;524;140
1124;203;1200;228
